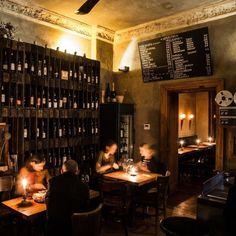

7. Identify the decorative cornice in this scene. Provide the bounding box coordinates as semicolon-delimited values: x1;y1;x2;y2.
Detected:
95;25;115;44
0;0;115;43
115;0;236;43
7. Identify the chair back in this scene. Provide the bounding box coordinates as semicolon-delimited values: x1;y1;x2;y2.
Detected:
99;180;129;210
156;172;170;204
72;203;103;236
0;175;14;201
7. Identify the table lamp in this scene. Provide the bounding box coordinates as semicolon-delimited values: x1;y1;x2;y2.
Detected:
180;140;184;150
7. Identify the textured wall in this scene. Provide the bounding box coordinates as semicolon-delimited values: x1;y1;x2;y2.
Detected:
114;14;236;161
0;12;91;57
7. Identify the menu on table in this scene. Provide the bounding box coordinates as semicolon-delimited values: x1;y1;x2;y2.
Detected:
138;27;212;82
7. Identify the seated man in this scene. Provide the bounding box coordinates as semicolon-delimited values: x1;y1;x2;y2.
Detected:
138;143;167;175
46;159;89;236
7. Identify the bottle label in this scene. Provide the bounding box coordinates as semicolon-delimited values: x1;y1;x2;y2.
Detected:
3;64;8;71
73;102;77;109
37;128;39;137
24;62;28;70
87;76;91;83
95;76;98;84
74;72;77;79
69;70;73;77
95;127;98;134
59;99;63;108
42;132;46;139
84;74;87;79
31;65;35;72
48;100;52;108
42;98;46;105
1;94;5;103
43;67;47;76
10;63;15;71
91;102;94;109
54;101;58;108
37;98;41;107
16;99;22;106
30;96;34;106
24;128;28;138
59;129;62;137
17;63;22;72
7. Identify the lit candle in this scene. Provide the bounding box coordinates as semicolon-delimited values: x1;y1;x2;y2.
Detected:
22;178;28;197
129;166;137;176
196;139;200;146
180;140;184;150
208;137;213;143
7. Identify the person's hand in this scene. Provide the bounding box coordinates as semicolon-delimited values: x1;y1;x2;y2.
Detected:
33;183;46;191
113;163;119;170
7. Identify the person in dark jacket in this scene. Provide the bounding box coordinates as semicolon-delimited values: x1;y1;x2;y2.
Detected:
46;159;89;236
138;143;167;175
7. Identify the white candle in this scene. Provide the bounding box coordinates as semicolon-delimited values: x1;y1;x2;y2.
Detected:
196;139;200;146
180;140;184;149
208;137;213;143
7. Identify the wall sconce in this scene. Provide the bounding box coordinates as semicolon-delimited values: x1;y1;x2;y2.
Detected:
179;113;186;130
118;66;129;72
188;114;194;129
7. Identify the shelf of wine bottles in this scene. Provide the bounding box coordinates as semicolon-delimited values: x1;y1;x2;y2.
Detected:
0;38;100;176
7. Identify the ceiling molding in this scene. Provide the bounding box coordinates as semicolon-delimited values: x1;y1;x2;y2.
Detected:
115;0;236;43
0;0;115;43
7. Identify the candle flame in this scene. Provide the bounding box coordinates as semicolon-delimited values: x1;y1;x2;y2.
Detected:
22;178;28;189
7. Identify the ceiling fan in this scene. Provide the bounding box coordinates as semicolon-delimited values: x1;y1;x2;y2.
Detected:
75;0;100;15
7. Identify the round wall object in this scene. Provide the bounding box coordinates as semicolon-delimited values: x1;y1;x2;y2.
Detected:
215;90;233;107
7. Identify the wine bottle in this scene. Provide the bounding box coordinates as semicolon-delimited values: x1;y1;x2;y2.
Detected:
2;50;8;71
16;85;22;107
68;90;72;109
1;85;6;106
24;120;28;139
62;90;67;109
43;59;47;77
105;83;111;103
42;120;46;139
10;51;16;72
30;86;35;108
42;88;47;108
31;56;35;74
73;92;78;109
62;149;67;163
36;88;41;108
53;91;58;108
58;120;62;138
38;60;42;77
24;53;29;72
17;53;22;72
111;82;117;102
48;89;52;108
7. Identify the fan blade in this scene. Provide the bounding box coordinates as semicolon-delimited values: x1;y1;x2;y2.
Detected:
75;0;100;15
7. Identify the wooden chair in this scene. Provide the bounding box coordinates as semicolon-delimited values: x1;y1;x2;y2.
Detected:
71;203;103;236
134;171;170;236
99;179;130;236
0;175;15;232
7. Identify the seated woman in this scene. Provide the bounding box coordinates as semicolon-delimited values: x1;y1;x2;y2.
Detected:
138;143;167;175
16;154;51;195
96;140;119;174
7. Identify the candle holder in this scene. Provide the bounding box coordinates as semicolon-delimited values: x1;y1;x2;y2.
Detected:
17;178;32;208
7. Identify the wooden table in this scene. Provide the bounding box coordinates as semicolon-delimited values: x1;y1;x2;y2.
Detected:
103;170;161;186
2;189;100;221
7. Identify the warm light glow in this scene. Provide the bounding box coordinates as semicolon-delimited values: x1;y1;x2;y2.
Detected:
188;114;194;120
196;139;201;145
129;166;138;176
179;113;186;120
208;137;213;143
56;35;84;55
180;140;184;146
22;178;28;190
118;37;137;71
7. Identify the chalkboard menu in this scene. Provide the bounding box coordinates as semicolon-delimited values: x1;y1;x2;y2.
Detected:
138;27;212;82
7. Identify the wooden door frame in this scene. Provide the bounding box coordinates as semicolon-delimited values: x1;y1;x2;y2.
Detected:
159;77;224;191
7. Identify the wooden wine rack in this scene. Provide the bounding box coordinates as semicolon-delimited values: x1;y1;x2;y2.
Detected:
0;38;100;177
